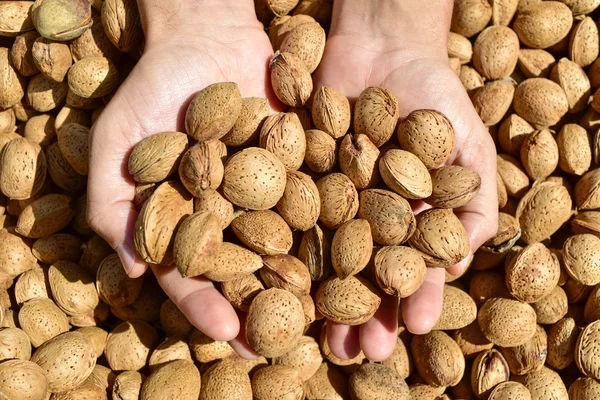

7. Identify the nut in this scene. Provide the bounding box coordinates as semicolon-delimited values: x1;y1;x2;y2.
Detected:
512;367;568;399
349;363;410;400
49;260;98;316
499;324;547;375
0;47;26;109
315;275;381;325
575;320;600;380
0;360;48;400
374;246;426;298
496;154;530;198
221;97;269;147
32;37;72;82
517;49;555;79
412;330;466;387
32;0;92;40
0;137;46;200
505;243;560;303
569;17;599;68
193;188;234;229
316;172;359;229
473;26;519;80
451;0;492;38
311;86;350;139
173;211;222;278
379;149;432;200
513;2;573;49
562;234;600;286
140;360;201;400
358;189;415;246
68;57;119;98
471;349;510;399
453;322;494;360
433;285;477;330
112;371;145;400
105;320;159;372
260;112;306;172
56;123;89;175
10;31;40;77
101;0;144;52
96;253;143;307
488;382;532;400
550;58;591;114
221;273;264;312
297;224;332;282
330;218;372;279
260;254;311;297
304;129;337;173
574;168;600;211
478;298;537;347
557;124;592;176
252;365;304;400
547;317;578;370
27;73;68;112
338;133;380;190
148;335;192;372
279;21;325;74
128;132;189;184
272;335;322;381
531;285;568;324
513;78;569;127
0;327;32;361
231;210;293;256
276;170;320;231
203;242;263;282
270;51;312;107
200;361;252;400
18;297;70;347
569;377;600;400
354;87;399;147
470;80;515;126
189;328;235;363
448;32;473;64
0;229;37;277
520;129;559;181
425;165;481;209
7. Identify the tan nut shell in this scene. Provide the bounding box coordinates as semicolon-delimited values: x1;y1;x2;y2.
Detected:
101;0;144;52
193;189;233;230
547;317;578;370
374;246;426;298
315;275;381;325
0;47;26;109
158;299;192;337
572;211;600;239
222;147;287;210
563;234;600;286
68;57;118;99
10;31;40;77
575;320;600;380
311;86;351;139
488;382;532;400
471;80;515;126
512;367;568;399
260;254;311;297
128;131;188;183
513;2;573;49
252;365;304;400
0;137;46;200
550;58;591;116
379;149;432;199
497;154;530;198
246;288;305;358
270;51;312;107
316;172;358;229
203;242;263;282
27;73;68;112
32;37;72;82
221;273;264;312
272;335;322;381
330;219;372;279
569;377;600;400
76;326;108;358
471;349;510;399
499;324;547;375
231;210;292;255
0;1;34;37
49;260;98;316
24;113;56;148
574;168;600;211
557;124;591;176
354;87;399;148
148;335;192;372
19;297;70;347
45;141;86;193
453;322;494;360
70;14;121;62
276;170;320;231
448;32;473;64
409;208;470;268
0;228;37;277
506;243;560;303
513;78;569;127
134;181;194;266
358;189;415;246
279;21;325;74
178;140;225;196
515;182;572;244
140;360;200;400
31;331;96;393
189;328;235;363
473;26;519;80
173;211;222;279
0;327;32;361
531;285;568;324
260;112;306;171
569;17;599;68
304;363;349;400
349;363;409;400
451;0;492;38
478;298;537;347
517;49;555;79
105;320;158;372
32;0;91;41
200;361;252;400
298;224;332;282
426;165;481;209
304;129;337;173
339;133;380;190
96;253;143;307
412;330;466;387
16;193;74;239
520;129;559;181
0;359;48;400
112;371;145;400
222;97;269;147
433;285;477;330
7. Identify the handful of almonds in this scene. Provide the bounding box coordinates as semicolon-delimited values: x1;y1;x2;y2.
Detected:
2;0;600;398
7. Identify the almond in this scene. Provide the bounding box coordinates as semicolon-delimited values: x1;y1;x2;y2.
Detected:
32;233;82;264
338;133;380;190
276;170;320;231
460;65;485;92
575;320;600;381
513;2;573;49
330;219;372;279
453;321;494;359
562;234;600;286
379;149;432;199
76;326;108;358
557;124;591;176
311;86;351;139
517;48;555;78
193;188;234;229
128;131;189;184
316;172;358;229
231;210;293;255
49;260;98;316
148;335;192;372
448;32;473;64
260;254;311;297
412;330;466;387
513;78;569;127
221;97;269;147
471;80;515;126
200;361;252;400
112;371;145;400
56;122;89;175
354;87;400;148
451;0;492;38
497;154;530;197
492;0;519;26
96;253;143;307
32;36;72;82
547;317;578;370
23;113;55;148
478;298;537;347
358;189;415;246
203;242;263;282
45;141;86;193
259;112;306;171
574;168;600;211
0;360;48;399
426;166;481;208
350;363;410;400
315;275;381;325
221;273;264;312
270;51;312;107
0;47;26;109
16;194;74;239
531;285;568;324
252;365;304;400
471;349;510;399
0;327;32;361
473;26;519;80
101;0;144;52
32;0;91;40
0;137;46;200
189;328;235;363
0;229;36;277
374;246;426;298
434;285;477;330
279;21;325;73
304;129;337;173
520;129;559;180
68;57;118;98
70;14;121;62
569;377;600;400
141;360;200;400
173;211;222;278
159;299;192;337
19;297;70;347
272;335;322;381
512;367;568;399
304;363;349;400
0;1;34;37
105;320;159;372
10;31;40;77
27;73;68;112
550;58;591;114
297;224;332;282
569;16;599;68
499;324;547;375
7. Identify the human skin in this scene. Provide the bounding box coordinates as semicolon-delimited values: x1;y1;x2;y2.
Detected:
87;0;498;362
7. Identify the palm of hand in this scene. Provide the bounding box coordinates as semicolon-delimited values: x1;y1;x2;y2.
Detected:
313;34;498;361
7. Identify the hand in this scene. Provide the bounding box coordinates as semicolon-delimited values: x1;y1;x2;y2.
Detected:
314;0;498;361
87;0;275;358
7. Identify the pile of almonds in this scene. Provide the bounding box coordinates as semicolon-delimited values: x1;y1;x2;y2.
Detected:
1;0;600;399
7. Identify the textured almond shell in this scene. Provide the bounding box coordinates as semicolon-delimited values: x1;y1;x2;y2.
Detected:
32;37;72;82
575;168;600;211
451;0;492;38
141;360;201;400
68;57;118;98
374;246;426;298
471;349;510;399
200;360;252;400
520;129;559;181
358;189;415;246
18;297;70;347
221;273;264;312
0;327;32;361
408;208;470;268
0;229;37;277
513;2;573;49
349;363;409;400
16;193;74;239
512;367;568;399
513;78;569;127
252;365;304;400
246;288;305;358
270;51;312;107
315;275;381;325
194;188;234;230
26;73;69;112
316;172;358;229
304;129;337;173
0;360;48;400
259;111;306;171
221;97;269;147
497;154;530;197
0;137;46;200
133;181;194;266
550;57;591;114
354;87;399;148
471;80;515;126
569;377;600;400
499;324;548;375
148;335;192;372
279;21;325;74
45;141;86;193
330;219;372;279
569;17;599;68
105;320;159;372
202;242;263;282
298;224;332;282
49;260;98;316
222;147;287;210
478;298;537;347
304;363;349;400
531;285;568;325
311;86;351;139
231;210;292;256
412;330;466;387
189;328;235;363
31;331;96;393
448;32;473;64
173;211;222;278
101;0;144;52
517;49;555;78
506;243;560;303
0;47;26;109
557;123;592;176
426;165;481;209
473;26;519;80
433;285;477;330
0;1;35;37
546;317;578;370
515;182;572;244
379;149;432;199
128;131;188;183
96;253;143;307
276;170;320;231
272;335;322;381
56;122;89;175
260;254;311;297
339;133;380;190
563;234;600;286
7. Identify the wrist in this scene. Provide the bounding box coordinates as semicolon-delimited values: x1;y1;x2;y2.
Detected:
137;0;259;44
331;0;453;58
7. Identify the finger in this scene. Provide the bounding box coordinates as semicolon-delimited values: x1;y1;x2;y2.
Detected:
87;115;148;278
401;267;445;334
229;311;260;360
359;294;399;361
326;322;361;360
151;264;240;341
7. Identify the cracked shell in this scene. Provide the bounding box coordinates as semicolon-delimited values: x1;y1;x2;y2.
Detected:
315;275;381;325
505;243;560;303
276;170;320;231
246;288;305;358
128;131;188;184
499;324;547;375
412;330;466;387
374;246;426;298
408;208;470;268
562;234;600;286
330;219;372;279
354;87;399;148
478;298;537;347
471;349;510;399
222;147;287;210
134;181;193;266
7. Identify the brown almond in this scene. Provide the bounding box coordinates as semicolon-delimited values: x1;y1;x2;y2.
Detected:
276;170;320;231
32;36;72;82
185;82;242;142
569;16;599;68
499;324;547;375
453;321;494;360
173;211;222;278
330;219;372;279
358;189;415;246
531;285;568;324
27;73;68;112
0;229;36;277
520;129;559;180
572;211;600;238
24;113;55;147
492;0;519;25
19;297;70;347
497;154;530;197
158;299;192;337
498;114;534;155
0;108;16;134
0;327;32;362
0;47;26;109
563;234;600;286
0;137;46;200
550;58;591;114
304;129;337;173
49;260;98;316
194;188;234;229
412;330;466;387
315;275;381;325
478;298;537;347
513;2;573;49
569;377;600;400
268;14;315;50
221;97;269;147
316;172;358;229
451;0;492;38
200;360;252;400
585;285;600;323
473;26;519;80
298;224;332;282
448;32;473;64
338;134;380;189
426;166;481;209
246;288;305;358
279;21;325;74
189;328;235;363
311;86;351;139
141;360;200;400
512;366;568;399
272;335;322;381
203;242;263;282
68;57;118;98
148;335;192;372
547;317;578;371
575;320;600;380
222;147;287;210
270;51;312;107
70;14;120;62
112;371;145;400
96;253;143;307
32;0;91;40
434;285;478;330
409;208;470;268
11;31;40;77
128;131;189;184
354;87;399;147
374;246;426;298
101;0;144;52
252;365;304;400
259;111;306;171
460;65;485;92
515;182;572;244
0;1;34;37
574;168;600;211
350;363;410;400
221;273;264;312
471;80;515;126
513;78;569;127
506;243;560;303
45;141;86;193
231;210;292;256
134;181;194;265
56;122;89;175
379;149;432;199
260;254;311;297
471;349;510;399
517;48;555;78
304;363;349;400
557;124;592;176
105;320;159;372
32;233;82;264
75;326;108;359
16;194;74;239
0;359;48;399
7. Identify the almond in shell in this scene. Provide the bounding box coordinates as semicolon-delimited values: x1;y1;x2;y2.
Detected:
433;285;477;330
557;124;591;176
511;367;568;399
451;0;492;38
276;170;320;231
231;210;292;255
374;246;426;298
140;360;200;400
16;193;74;239
221;273;264;312
304;129;337;173
32;36;72;82
297;224;332;282
0;327;32;362
279;21;325;74
101;0;144;52
574;168;600;211
473;26;519;80
0;137;46;200
105;320;159;372
569;16;599;68
426;166;481;209
0;360;48;400
32;0;92;41
200;360;252;400
478;297;537;347
520;129;559;180
32;233;81;264
0;229;37;277
470;80;515;126
221;97;269;147
349;363;410;400
354;87;399;148
203;242;263;282
358;189;415;246
497;154;530;197
0;47;26;109
316;172;358;229
448;32;473;64
128;131;189;183
252;365;304;400
412;330;466;387
10;31;40;77
499;324;547;375
547;317;578;370
379;149;432;200
311;86;351;139
513;2;573;49
45;141;86;193
193;188;234;229
531;285;568;324
513;78;569;127
568;377;600;400
506;243;560;303
67;57;118;98
259;111;306;171
18;297;70;347
173;211;222;278
96;253;143;307
471;349;510;399
49;260;98;316
260;254;311;297
550;57;591;114
315;275;381;325
270;51;312;107
330;219;372;279
14;265;50;306
517;49;555;78
562;234;600;286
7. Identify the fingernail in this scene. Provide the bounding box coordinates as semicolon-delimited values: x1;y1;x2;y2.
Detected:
116;242;136;276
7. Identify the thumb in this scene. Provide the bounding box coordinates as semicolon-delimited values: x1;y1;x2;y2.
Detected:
87;114;147;279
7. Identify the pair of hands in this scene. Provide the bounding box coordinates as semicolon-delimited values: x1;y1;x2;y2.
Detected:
87;0;497;362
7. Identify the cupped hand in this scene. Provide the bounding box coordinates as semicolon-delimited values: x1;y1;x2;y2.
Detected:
314;2;498;362
86;3;275;358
